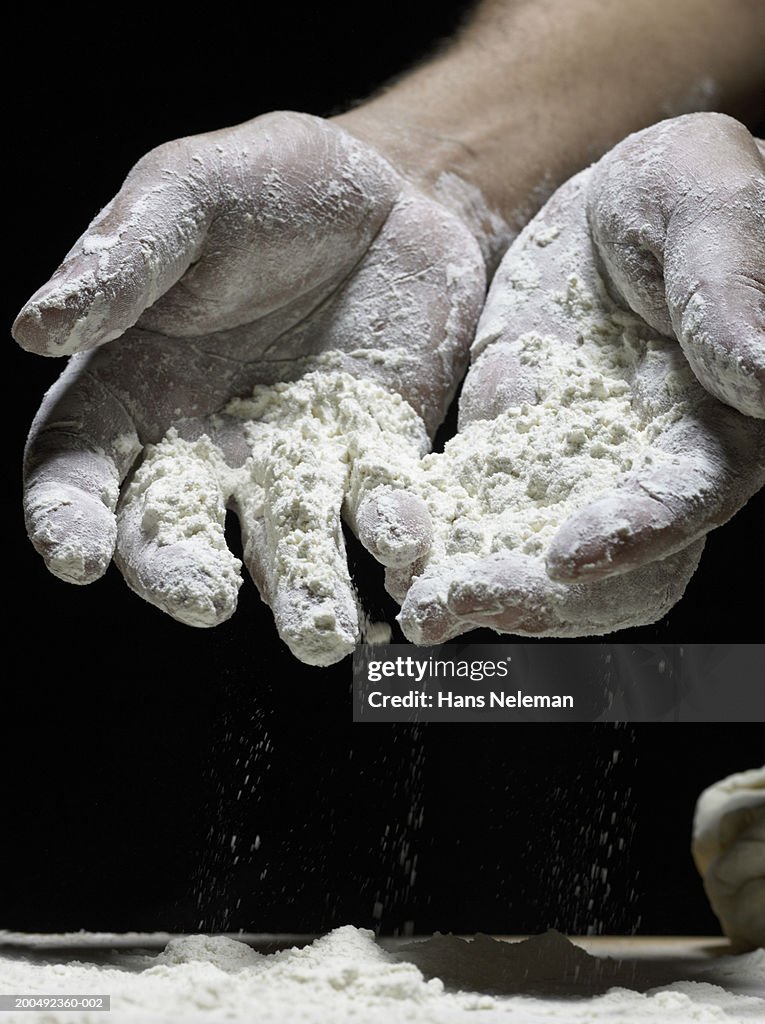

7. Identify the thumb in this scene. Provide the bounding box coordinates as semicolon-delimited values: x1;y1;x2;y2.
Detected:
588;113;764;418
13;138;213;356
664;139;764;418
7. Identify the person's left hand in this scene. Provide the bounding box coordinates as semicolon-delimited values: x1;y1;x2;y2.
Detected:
13;112;485;665
367;115;765;643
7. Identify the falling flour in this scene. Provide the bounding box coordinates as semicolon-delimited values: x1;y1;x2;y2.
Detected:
0;927;762;1024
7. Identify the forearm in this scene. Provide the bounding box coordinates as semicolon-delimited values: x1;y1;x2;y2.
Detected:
335;0;765;265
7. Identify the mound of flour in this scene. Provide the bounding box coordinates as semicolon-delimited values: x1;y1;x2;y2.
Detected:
121;165;713;654
1;927;762;1024
118;370;426;662
124;317;685;657
417;313;675;564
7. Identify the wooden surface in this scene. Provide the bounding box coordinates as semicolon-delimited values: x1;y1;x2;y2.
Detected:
0;930;734;955
484;935;733;959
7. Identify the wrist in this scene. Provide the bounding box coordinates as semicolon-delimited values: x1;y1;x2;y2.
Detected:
333;107;514;271
333;0;764;272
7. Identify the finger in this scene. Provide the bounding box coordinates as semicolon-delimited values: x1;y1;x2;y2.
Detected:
354;488;433;568
384;558;427;606
138;114;403;342
115;434;242;627
666;157;765;418
342;388;432;567
13;139;213;356
546;408;765;583
588;113;765;417
234;437;359;667
399;544;703;644
347;446;431;569
24;354;141;584
397;568;470;646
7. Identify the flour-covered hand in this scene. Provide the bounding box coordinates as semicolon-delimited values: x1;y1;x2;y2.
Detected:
548;113;765;583
374;115;764;643
14;112;484;664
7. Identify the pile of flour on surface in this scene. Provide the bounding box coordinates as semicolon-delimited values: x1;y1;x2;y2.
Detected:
1;927;762;1024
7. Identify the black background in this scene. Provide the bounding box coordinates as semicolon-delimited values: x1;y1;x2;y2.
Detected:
5;4;763;937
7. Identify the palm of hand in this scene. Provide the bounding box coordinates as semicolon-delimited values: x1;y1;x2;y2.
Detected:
386;127;765;643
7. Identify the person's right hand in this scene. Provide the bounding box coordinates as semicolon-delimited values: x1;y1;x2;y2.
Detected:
13;112;484;665
693;767;765;950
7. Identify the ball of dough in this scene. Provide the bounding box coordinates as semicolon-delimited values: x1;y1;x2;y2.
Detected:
692;767;765;950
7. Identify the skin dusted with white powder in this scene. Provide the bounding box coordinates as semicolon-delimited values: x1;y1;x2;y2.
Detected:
116;433;243;629
389;150;765;644
118;307;699;656
394;273;705;639
117;371;427;665
419;327;675;566
119;177;759;655
17;112;486;653
228;373;426;663
116;121;765;660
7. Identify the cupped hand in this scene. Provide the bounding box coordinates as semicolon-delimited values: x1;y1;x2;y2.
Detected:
372;114;764;643
14;111;485;664
692;767;765;950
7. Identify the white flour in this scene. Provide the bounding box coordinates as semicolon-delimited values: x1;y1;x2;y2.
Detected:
117;152;763;657
228;372;425;661
419;321;673;561
121;306;692;656
117;371;427;663
0;927;762;1024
